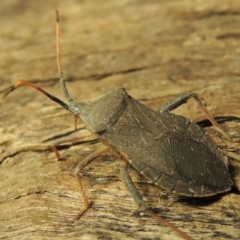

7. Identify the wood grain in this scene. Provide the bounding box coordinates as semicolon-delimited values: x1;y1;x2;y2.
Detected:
0;1;240;239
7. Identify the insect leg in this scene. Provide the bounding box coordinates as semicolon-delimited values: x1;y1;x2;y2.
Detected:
73;114;79;130
159;92;234;140
51;132;93;160
120;163;144;207
120;163;195;240
74;146;109;219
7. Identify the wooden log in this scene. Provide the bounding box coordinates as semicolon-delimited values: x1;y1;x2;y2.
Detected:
0;1;240;239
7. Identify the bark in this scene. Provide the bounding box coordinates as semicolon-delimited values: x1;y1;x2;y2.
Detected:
0;1;240;239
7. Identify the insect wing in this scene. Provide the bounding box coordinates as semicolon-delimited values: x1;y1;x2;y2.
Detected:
100;97;232;197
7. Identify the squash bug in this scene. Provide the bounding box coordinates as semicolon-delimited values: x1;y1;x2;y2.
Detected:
1;11;236;240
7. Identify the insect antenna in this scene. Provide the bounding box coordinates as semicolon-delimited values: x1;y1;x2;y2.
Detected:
1;80;69;111
1;11;72;113
56;10;73;103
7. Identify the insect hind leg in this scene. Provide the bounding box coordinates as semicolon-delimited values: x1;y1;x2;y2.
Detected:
159;92;237;141
120;163;194;240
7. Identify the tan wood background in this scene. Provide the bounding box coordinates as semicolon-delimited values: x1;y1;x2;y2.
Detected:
0;1;240;239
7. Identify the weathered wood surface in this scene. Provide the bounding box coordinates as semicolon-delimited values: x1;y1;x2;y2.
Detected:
0;1;240;239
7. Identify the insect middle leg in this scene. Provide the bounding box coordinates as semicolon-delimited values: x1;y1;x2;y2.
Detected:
159;92;234;140
120;162;194;240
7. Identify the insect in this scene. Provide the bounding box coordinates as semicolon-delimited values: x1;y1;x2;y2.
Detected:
1;11;235;240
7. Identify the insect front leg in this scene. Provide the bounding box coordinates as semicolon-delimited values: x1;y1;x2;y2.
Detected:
159;92;237;140
120;163;195;240
74;146;109;219
51;132;93;160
